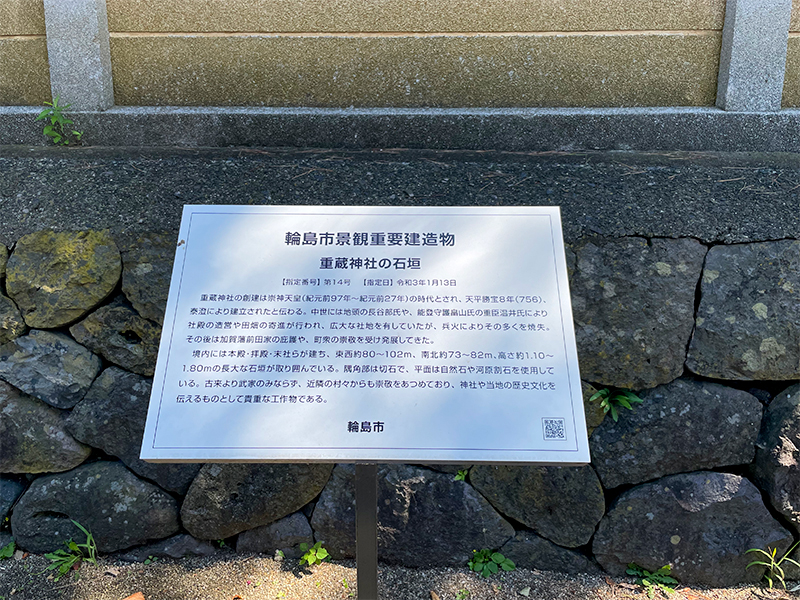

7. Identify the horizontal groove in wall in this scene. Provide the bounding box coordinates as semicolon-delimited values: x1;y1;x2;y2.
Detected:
0;34;46;40
110;30;721;38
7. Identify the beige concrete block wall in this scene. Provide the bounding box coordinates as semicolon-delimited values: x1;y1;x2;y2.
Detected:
0;0;50;105
107;0;724;108
783;1;800;106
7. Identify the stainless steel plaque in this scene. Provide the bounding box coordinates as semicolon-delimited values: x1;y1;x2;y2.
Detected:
140;206;589;464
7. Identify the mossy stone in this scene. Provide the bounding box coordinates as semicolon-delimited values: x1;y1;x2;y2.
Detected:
7;230;121;328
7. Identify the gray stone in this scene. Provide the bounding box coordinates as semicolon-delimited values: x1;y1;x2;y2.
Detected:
0;295;25;345
568;237;706;390
470;464;604;548
751;383;800;532
11;461;180;553
0;380;90;473
181;463;334;540
687;241;800;381
311;465;515;565
0;476;26;520
0;329;102;409
120;232;175;325
237;512;313;558
42;0;114;111
592;472;793;587
14;106;800;153
582;381;606;436
309;465;357;559
66;367;201;495
0;531;12;550
377;465;514;566
6;230;121;328
500;531;599;574
0;244;7;279
115;534;217;562
716;0;792;112
590;378;763;489
69;297;161;377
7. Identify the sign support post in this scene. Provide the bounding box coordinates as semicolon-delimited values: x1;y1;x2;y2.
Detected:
355;463;379;600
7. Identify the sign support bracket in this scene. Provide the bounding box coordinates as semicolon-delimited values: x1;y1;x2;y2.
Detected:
355;463;379;600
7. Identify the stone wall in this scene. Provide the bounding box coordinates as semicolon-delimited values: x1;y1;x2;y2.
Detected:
0;229;798;587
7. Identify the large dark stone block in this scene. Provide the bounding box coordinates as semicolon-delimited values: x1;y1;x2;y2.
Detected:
11;461;180;553
687;240;800;380
470;464;604;548
568;236;706;390
590;378;763;488
592;472;792;586
181;463;333;540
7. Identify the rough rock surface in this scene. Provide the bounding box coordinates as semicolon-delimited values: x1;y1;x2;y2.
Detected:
0;244;8;279
0;381;90;473
378;465;515;566
687;240;800;380
0;476;26;520
0;329;102;409
470;465;604;548
6;230;121;328
237;512;314;558
0;294;25;344
590;378;763;489
568;237;706;389
120;232;175;325
582;381;606;435
751;383;800;531
310;465;357;559
312;465;515;565
69;297;161;376
11;461;180;553
500;531;599;574
115;534;217;562
67;367;201;495
181;463;334;540
592;472;793;587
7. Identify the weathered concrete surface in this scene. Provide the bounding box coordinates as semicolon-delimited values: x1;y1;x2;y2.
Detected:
110;34;720;108
0;39;50;106
0;0;46;36
568;236;706;390
107;0;724;33
687;240;800;381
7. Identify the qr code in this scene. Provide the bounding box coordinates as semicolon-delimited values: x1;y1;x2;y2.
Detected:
543;418;566;440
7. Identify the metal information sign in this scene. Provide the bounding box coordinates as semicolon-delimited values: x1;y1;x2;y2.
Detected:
140;206;589;465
